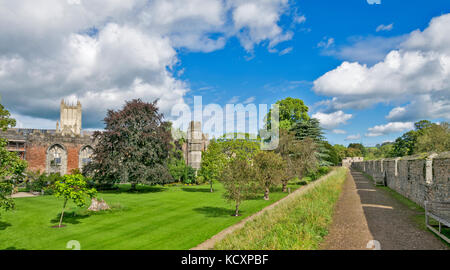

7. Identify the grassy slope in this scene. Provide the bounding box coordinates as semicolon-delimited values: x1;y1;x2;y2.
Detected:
0;182;304;250
214;168;348;250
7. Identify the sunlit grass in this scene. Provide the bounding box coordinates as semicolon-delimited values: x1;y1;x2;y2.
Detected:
0;181;304;250
214;168;348;250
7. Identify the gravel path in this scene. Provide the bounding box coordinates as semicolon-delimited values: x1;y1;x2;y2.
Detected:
321;170;448;250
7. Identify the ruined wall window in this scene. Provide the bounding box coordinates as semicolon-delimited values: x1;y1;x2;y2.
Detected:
47;144;67;175
79;145;94;170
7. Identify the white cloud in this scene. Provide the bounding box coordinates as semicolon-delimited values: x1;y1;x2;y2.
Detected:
332;129;347;134
294;15;306;24
313;14;450;122
227;96;240;104
376;23;393;32
312;111;352;130
243;96;256;104
321;35;407;65
318;37;335;49
0;0;296;128
345;134;361;141
279;47;293;55
365;122;414;137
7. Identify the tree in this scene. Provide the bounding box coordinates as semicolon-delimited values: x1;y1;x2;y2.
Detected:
416;122;450;153
275;130;318;192
254;151;285;200
390;130;418;157
348;143;367;157
266;97;310;130
324;142;339;166
53;174;97;227
84;99;173;190
219;159;257;216
0;100;27;215
291;118;330;166
198;139;226;192
333;144;347;162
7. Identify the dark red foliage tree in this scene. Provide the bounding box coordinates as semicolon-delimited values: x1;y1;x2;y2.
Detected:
84;99;173;190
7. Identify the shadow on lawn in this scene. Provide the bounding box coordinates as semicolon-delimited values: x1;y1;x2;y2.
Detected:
0;221;11;230
101;185;168;194
194;206;243;217
181;187;212;193
4;247;27;250
50;211;90;225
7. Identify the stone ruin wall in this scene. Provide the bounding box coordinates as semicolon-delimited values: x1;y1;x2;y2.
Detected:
351;152;450;207
1;128;94;175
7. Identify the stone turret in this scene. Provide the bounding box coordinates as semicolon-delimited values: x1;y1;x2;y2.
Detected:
185;121;209;170
57;99;82;136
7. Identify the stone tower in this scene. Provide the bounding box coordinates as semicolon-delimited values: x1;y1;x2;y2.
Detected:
57;99;82;135
185;121;209;170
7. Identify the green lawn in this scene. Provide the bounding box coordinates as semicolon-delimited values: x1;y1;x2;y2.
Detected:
0;181;305;250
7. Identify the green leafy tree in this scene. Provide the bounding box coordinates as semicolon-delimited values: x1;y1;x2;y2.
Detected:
0;100;27;215
219;159;257;216
219;134;261;161
324;142;339;165
291;118;330;166
198;139;226;192
275;130;318;192
416;122;450;153
53;174;97;227
348;143;367;157
266;97;310;130
84;99;173;190
254;151;285;200
390;130;418;157
333;144;347;162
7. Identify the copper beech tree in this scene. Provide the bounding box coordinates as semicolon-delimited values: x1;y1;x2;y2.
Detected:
84;99;173;190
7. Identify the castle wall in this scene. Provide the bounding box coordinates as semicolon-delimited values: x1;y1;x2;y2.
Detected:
351;152;450;207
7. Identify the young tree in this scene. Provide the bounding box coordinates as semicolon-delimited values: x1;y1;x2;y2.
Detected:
198;139;226;192
0;100;27;214
84;99;173;190
53;174;97;227
220;159;257;216
275;130;318;192
254;151;285;200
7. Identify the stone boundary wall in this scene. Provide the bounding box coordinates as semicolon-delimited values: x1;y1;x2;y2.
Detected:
351;152;450;207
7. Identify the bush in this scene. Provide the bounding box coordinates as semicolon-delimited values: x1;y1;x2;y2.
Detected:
306;166;331;181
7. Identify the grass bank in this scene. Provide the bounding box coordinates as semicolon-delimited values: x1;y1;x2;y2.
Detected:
214;167;348;250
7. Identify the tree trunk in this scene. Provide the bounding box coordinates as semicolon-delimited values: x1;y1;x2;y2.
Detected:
282;181;287;193
210;181;214;193
58;199;67;228
130;183;137;191
234;203;240;216
264;187;270;201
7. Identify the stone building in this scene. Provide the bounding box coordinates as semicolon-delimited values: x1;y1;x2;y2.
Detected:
183;121;209;170
1;100;94;175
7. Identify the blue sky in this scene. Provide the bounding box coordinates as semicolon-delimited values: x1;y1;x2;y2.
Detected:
0;0;449;147
178;0;450;146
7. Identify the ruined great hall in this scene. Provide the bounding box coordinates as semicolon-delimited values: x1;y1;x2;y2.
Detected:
1;100;94;175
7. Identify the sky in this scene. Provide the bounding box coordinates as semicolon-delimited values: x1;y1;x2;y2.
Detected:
0;0;449;146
